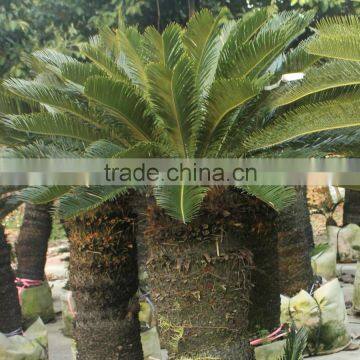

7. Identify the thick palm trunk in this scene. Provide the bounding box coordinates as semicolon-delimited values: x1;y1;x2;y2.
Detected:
0;225;22;334
242;207;279;332
277;186;313;296
146;189;279;359
16;203;52;280
67;194;143;360
343;189;360;225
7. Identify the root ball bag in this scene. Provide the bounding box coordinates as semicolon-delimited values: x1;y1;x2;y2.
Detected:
0;318;48;360
20;282;55;326
281;279;351;355
327;224;360;263
311;248;337;280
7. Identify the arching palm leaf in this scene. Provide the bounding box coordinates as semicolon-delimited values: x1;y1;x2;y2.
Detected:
307;16;360;62
147;56;199;157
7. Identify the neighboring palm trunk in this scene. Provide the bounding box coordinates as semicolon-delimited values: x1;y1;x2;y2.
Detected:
146;188;278;359
16;203;52;280
67;193;144;360
277;186;313;296
0;224;22;334
343;189;360;225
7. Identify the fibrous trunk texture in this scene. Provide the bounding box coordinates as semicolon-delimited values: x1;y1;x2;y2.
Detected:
241;203;279;333
277;186;313;296
16;203;52;280
343;189;360;226
67;194;144;360
0;225;22;334
146;188;277;359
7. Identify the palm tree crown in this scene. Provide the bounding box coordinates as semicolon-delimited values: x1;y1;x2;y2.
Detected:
2;8;360;222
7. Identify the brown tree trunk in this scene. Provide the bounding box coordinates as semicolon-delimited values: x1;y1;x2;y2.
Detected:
277;186;313;296
67;193;144;360
343;189;360;225
16;203;52;280
146;188;279;359
0;225;22;335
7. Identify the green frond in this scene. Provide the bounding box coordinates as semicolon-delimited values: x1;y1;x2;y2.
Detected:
84;76;154;142
144;24;184;70
4;79;82;116
147;56;199;157
57;186;129;219
154;185;207;223
218;7;270;71
18;186;71;204
218;10;315;79
98;26;121;56
0;124;32;146
117;27;148;90
197;77;263;156
307;16;360;62
80;43;128;81
5;112;109;143
143;26;163;63
278;38;320;73
2;139;85;158
276;85;360;113
240;185;296;211
313;15;360;36
31;49;77;75
4;79;125;144
268;60;360;108
245;97;360;152
60;62;106;86
115;142;165;158
33;49;77;68
253;126;360;158
280;325;308;360
0;85;38;114
84;140;123;158
184;8;228;97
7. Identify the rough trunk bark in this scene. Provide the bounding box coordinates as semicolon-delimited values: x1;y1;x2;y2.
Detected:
343;189;360;226
277;186;313;296
67;193;144;360
16;203;52;280
146;188;278;359
0;225;22;334
241;205;279;333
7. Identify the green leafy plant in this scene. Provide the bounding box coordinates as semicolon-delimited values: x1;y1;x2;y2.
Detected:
279;325;308;360
311;243;331;257
3;8;360;223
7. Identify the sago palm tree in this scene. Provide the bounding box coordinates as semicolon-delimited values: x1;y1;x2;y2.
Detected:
1;85;145;358
3;8;360;359
0;87;56;327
